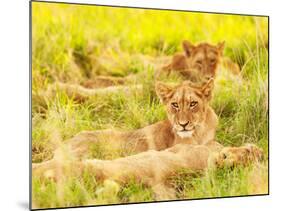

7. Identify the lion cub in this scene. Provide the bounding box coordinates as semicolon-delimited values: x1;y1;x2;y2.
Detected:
33;79;264;200
157;40;227;82
81;143;263;200
33;79;218;164
33;142;264;200
68;78;219;158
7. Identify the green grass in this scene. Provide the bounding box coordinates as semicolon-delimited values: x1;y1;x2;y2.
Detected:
32;2;268;209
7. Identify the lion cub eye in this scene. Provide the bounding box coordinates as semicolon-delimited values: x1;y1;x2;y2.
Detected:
196;60;202;65
190;101;198;108
171;102;179;108
210;58;216;64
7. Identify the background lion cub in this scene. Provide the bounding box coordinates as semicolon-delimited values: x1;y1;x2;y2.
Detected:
158;40;240;83
158;41;225;81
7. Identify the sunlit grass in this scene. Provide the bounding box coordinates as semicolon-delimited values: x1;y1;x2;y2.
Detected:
32;2;268;209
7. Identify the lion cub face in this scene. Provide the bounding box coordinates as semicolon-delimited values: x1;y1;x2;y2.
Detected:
182;41;224;80
156;79;214;138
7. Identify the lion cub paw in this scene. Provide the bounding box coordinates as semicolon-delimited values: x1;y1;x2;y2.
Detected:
214;144;264;168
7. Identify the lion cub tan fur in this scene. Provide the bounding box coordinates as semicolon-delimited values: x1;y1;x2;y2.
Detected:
157;41;225;81
83;143;263;198
33;142;263;200
57;79;218;160
32;79;218;175
157;40;240;82
32;79;264;200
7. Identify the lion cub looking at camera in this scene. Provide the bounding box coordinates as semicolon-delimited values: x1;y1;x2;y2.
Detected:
66;78;218;158
33;79;218;165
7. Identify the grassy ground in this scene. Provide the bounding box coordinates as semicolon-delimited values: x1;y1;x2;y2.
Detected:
31;2;269;209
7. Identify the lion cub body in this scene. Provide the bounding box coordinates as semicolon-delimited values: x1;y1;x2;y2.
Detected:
158;41;226;82
64;79;217;160
68;108;217;160
156;41;240;83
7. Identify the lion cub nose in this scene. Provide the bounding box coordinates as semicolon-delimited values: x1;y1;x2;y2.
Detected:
179;121;190;129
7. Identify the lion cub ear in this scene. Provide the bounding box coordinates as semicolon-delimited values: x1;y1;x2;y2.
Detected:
217;41;225;54
201;78;214;101
182;40;195;57
155;82;174;104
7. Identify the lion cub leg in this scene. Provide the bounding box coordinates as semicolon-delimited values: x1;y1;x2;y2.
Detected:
82;76;126;88
82;156;177;201
155;53;188;79
64;130;127;160
45;82;142;103
32;130;123;180
155;63;172;79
